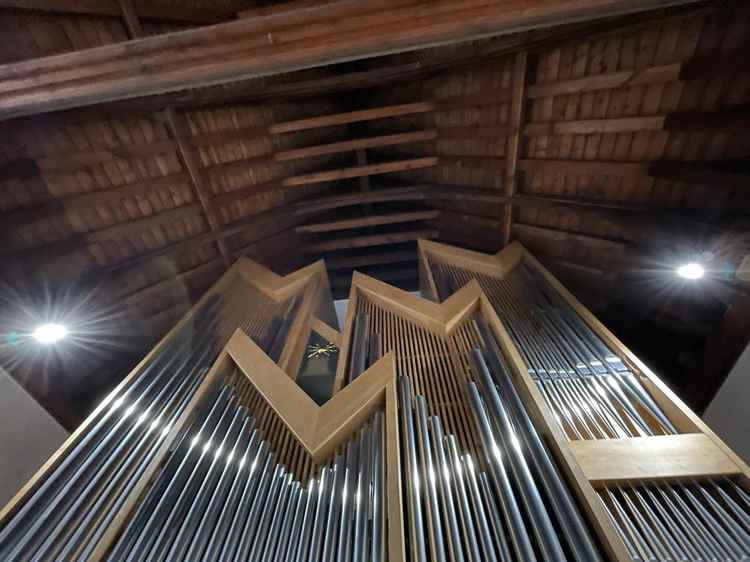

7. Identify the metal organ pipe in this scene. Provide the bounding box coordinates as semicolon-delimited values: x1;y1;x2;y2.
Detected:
428;258;750;562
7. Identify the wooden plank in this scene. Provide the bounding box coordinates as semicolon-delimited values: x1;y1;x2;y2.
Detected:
164;108;231;267
0;0;234;22
293;186;430;214
649;160;750;189
526;62;682;98
569;434;740;485
503;51;528;246
304;229;437;253
0;0;703;119
282;158;438;187
325;249;417;270
270;103;436;134
296;210;439;233
518;158;649;178
311;316;341;346
524;116;665;136
273;130;437;161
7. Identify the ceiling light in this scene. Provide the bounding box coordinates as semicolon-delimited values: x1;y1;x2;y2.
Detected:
676;263;704;280
32;323;68;344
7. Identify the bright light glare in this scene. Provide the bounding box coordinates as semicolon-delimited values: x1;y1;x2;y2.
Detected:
32;323;67;344
677;263;704;280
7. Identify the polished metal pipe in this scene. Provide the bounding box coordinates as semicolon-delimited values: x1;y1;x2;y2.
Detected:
466;383;537;562
414;395;447;562
445;435;483;562
397;376;427;562
470;349;566;562
430;416;465;562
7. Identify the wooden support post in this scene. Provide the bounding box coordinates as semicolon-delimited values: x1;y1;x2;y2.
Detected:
503;51;528;246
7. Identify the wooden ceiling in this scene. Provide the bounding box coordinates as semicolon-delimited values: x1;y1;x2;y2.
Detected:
0;0;748;427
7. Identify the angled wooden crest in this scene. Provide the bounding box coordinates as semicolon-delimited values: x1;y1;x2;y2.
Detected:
226;328;395;463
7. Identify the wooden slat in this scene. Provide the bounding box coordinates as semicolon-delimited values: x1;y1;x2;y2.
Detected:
274;130;437;161
503;51;528;246
293;187;430;214
296;210;439;233
649;161;750;189
270;103;435;134
526;62;682;98
0;0;234;22
282;158;438;187
0;0;701;119
569;434;740;485
518;158;649;178
524;116;665;136
305;229;438;253
325;249;417;270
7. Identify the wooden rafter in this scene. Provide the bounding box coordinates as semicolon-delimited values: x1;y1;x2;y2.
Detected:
0;0;701;119
164;108;231;267
0;0;236;23
503;50;528;246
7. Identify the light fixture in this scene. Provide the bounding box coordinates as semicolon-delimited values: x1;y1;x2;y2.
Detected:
32;323;68;344
676;262;705;280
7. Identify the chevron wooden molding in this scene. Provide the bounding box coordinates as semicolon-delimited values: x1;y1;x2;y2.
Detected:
418;238;525;279
236;257;329;303
351;270;484;337
226;328;396;463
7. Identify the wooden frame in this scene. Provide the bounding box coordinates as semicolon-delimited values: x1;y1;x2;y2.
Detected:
417;238;750;562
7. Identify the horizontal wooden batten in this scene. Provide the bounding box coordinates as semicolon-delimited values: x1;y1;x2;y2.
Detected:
270;103;435;134
0;0;691;119
274;130;437;161
526;62;682;99
524;116;665;136
296;210;439;234
304;229;437;253
293;187;430;214
282;158;438;187
325;249;417;270
518;158;649;178
569;434;741;485
0;0;235;22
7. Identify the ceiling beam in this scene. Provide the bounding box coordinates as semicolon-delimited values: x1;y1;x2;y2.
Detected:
274;130;437;162
304;229;437;253
0;0;701;120
296;210;439;234
0;0;235;23
503;50;528;246
282;158;438;187
325;249;417;270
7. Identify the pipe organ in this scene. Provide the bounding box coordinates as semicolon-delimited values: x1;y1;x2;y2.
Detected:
0;240;748;562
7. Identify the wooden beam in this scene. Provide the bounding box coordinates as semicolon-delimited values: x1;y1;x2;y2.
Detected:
518;158;649;178
270;103;435;134
526;62;682;99
649;161;750;189
282;158;438;187
513;222;630;252
292;186;430;214
524;116;665;136
164;108;231;267
273;130;436;162
296;210;439;233
503;51;528;246
304;229;438;253
325;249;417;270
0;0;700;119
0;0;235;22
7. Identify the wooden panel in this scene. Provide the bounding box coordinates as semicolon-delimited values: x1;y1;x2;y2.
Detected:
304;230;437;253
570;434;741;485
